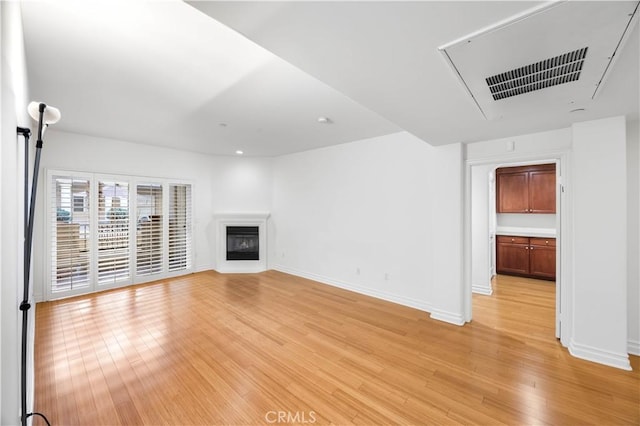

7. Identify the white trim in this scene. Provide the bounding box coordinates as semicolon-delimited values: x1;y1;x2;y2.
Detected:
471;284;493;296
569;340;632;371
214;212;270;273
592;4;639;99
628;339;640;356
272;264;431;313
195;263;213;273
463;149;571;346
430;308;466;326
213;211;271;220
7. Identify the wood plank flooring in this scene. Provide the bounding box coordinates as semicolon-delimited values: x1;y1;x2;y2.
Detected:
33;271;639;425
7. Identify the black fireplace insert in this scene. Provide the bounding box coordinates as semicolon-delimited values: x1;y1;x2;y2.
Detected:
226;226;259;261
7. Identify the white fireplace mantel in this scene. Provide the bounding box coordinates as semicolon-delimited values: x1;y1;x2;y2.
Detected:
213;212;270;273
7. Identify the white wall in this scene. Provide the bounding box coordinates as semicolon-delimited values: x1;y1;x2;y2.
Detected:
496;213;556;229
430;143;465;324
1;9;4;418
466;128;572;159
466;120;634;368
32;130;273;300
570;116;630;370
626;119;639;355
471;164;493;295
271;132;436;311
1;2;31;423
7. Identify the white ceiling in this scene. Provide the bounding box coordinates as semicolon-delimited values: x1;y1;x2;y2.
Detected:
22;1;639;156
21;0;400;157
191;1;639;146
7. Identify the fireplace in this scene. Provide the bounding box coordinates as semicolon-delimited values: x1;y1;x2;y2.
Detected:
226;226;259;261
213;212;269;273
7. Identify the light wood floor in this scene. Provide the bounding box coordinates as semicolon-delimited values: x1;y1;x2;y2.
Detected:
34;271;639;425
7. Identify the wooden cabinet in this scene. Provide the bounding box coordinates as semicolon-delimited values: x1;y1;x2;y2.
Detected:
496;235;556;280
496;164;556;213
496;236;530;275
529;238;556;280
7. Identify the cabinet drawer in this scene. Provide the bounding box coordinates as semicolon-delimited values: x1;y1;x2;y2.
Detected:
530;238;556;247
496;235;529;244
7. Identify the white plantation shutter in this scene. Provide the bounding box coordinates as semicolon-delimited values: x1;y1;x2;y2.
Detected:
136;183;163;276
48;172;194;299
97;180;130;285
51;176;91;293
168;184;192;271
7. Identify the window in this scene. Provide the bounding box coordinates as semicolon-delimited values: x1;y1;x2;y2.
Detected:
51;175;91;293
136;183;163;276
97;180;130;285
48;171;193;299
73;195;85;212
168;184;192;271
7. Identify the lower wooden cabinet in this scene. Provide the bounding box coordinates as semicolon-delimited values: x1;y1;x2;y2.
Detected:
496;236;529;276
496;235;556;281
529;238;556;280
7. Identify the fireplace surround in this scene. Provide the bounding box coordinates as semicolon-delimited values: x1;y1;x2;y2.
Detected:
213;212;269;273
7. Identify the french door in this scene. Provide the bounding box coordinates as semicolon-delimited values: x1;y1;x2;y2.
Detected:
47;171;192;300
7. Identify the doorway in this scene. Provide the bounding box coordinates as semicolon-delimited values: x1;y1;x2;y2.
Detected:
464;153;568;346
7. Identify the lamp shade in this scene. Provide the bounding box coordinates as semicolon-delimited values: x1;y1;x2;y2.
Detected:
28;101;61;125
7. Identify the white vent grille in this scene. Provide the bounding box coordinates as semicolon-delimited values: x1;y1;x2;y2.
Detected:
486;47;588;101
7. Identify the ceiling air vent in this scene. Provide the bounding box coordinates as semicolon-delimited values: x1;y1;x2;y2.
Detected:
486;47;588;101
438;1;638;120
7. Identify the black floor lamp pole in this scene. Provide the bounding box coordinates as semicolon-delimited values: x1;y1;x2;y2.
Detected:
17;103;48;426
17;125;31;426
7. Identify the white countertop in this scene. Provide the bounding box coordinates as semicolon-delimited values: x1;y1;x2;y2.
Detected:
495;226;556;238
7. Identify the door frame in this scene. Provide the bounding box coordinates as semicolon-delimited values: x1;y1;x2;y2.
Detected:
463;148;572;346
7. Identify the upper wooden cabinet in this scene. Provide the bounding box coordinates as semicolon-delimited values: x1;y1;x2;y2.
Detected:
496;163;556;213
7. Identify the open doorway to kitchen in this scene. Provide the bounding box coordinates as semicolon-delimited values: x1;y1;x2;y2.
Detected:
465;155;567;346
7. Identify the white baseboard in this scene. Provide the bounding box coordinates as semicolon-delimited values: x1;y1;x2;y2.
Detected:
471;284;493;296
569;339;632;370
628;339;640;356
430;308;465;326
215;266;268;274
195;263;213;273
272;264;431;313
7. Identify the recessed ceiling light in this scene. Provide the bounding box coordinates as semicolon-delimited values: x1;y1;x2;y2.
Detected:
235;150;243;155
317;116;332;124
570;108;586;113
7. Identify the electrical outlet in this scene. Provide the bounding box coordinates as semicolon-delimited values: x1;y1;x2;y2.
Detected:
356;267;360;275
384;273;389;281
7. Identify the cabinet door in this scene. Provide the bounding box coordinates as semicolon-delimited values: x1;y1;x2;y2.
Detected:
496;241;530;275
529;239;556;280
529;169;556;213
496;172;529;213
